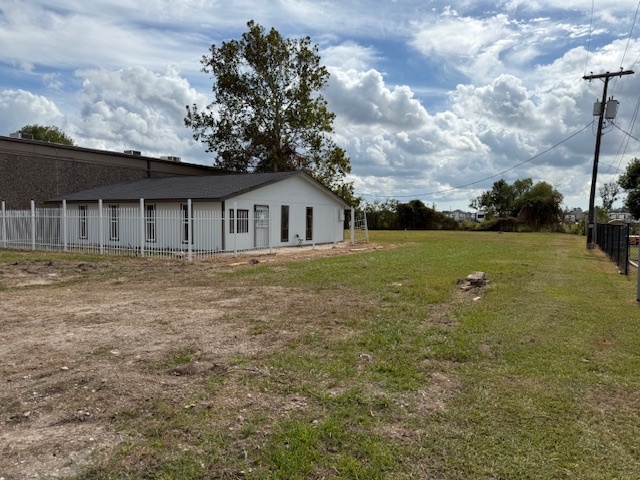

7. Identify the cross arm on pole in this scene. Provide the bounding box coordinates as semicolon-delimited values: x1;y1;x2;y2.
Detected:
583;70;634;81
583;69;634;249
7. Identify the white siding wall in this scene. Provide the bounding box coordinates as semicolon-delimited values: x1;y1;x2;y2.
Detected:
191;201;224;251
229;175;345;249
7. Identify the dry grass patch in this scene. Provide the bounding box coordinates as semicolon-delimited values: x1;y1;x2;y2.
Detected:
0;246;393;479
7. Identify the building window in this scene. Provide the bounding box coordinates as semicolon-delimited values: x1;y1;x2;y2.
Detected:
281;205;289;242
181;204;193;244
229;209;235;233
306;207;313;241
146;204;156;242
237;209;249;234
79;205;88;239
109;205;119;241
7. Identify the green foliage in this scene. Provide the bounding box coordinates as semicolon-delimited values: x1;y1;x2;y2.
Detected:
563;221;585;235
480;217;520;232
485;179;517;217
596;206;609;223
185;20;353;198
599;181;620;212
362;199;458;230
396;199;457;230
472;178;563;230
618;158;640;219
515;181;564;229
363;199;400;230
19;124;74;145
471;178;533;218
471;178;530;218
512;177;533;197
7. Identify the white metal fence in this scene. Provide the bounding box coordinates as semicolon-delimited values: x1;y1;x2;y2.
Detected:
1;201;365;262
0;201;368;261
0;201;275;261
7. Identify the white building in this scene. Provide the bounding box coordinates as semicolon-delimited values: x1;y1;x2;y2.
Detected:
608;211;635;223
475;211;486;222
444;209;474;222
52;171;350;253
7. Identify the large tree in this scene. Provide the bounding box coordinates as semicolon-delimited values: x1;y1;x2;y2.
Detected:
185;20;353;199
471;178;563;229
19;124;74;145
598;180;620;212
396;199;457;230
618;158;640;219
470;179;519;217
515;181;563;229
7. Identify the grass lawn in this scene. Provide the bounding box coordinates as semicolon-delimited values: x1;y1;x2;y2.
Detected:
2;230;639;479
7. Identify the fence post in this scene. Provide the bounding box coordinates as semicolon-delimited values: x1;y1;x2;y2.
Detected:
350;207;355;244
99;199;104;255
139;198;145;258
364;209;369;243
312;207;315;249
1;201;6;248
30;200;36;251
233;201;238;256
187;198;193;263
269;209;272;255
637;237;640;302
623;224;629;276
62;200;68;252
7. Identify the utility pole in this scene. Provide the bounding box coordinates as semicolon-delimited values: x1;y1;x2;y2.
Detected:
583;70;634;249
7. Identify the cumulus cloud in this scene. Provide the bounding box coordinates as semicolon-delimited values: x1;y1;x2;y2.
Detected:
409;9;599;83
325;67;495;201
76;66;212;162
321;42;380;71
328;69;430;129
0;89;65;134
323;49;609;210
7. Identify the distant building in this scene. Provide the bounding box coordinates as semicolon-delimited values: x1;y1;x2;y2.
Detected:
608;211;635;223
442;209;485;222
564;208;585;223
444;209;473;222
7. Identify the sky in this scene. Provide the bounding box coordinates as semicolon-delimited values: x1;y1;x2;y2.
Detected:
1;0;640;212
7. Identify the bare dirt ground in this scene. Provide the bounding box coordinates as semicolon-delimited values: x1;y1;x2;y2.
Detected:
1;242;409;479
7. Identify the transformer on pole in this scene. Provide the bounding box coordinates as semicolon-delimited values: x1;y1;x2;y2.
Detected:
582;70;634;249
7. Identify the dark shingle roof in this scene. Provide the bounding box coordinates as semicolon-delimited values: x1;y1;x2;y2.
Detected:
54;171;349;205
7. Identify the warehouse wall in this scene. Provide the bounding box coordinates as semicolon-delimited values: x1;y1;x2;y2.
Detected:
0;136;218;209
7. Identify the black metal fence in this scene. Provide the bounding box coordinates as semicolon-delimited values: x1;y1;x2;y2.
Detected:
597;223;630;275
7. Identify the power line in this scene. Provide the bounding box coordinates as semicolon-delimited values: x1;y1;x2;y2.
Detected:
584;0;595;76
606;94;640;174
631;49;640;71
356;122;593;200
599;159;624;170
611;121;640;143
620;0;640;69
612;0;640;95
